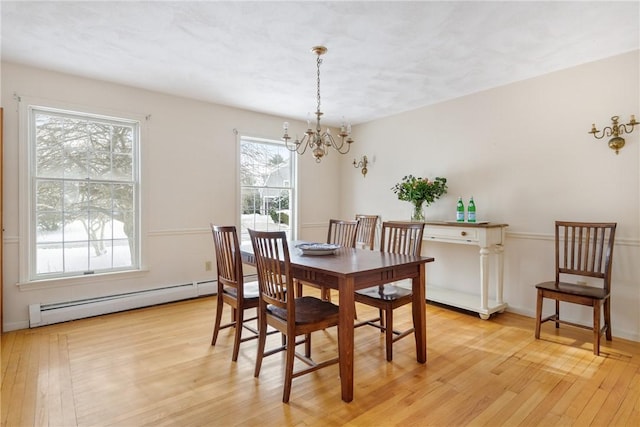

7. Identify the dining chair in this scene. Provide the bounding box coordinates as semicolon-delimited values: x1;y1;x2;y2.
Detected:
296;218;359;302
249;229;340;403
354;221;425;361
210;224;261;362
535;221;617;355
354;214;379;250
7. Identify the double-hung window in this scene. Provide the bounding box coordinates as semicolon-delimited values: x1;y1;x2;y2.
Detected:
27;105;140;280
239;136;296;244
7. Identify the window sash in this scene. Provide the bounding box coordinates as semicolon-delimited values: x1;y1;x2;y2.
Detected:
239;136;296;244
29;106;140;280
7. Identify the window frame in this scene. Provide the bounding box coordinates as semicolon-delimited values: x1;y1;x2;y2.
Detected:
18;98;145;285
237;133;297;244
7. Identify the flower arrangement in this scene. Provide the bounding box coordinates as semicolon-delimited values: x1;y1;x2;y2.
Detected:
391;175;448;221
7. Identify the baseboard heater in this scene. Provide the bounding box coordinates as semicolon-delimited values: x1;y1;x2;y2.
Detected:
28;280;219;328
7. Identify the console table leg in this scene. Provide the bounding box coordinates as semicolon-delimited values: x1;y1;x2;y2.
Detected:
495;244;505;306
479;247;490;311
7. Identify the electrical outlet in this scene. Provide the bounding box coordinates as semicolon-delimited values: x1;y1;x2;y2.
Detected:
205;261;212;271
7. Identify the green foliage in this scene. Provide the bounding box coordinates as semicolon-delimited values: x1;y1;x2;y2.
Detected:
242;191;262;214
267;192;289;224
270;210;289;225
391;175;448;206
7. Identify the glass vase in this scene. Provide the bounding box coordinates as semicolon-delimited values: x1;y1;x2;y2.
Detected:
411;201;426;222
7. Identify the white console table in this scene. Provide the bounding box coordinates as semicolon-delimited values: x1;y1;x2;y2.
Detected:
423;221;508;319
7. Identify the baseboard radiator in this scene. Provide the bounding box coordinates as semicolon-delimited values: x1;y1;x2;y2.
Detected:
28;280;217;328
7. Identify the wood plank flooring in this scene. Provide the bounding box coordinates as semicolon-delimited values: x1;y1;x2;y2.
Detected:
2;295;639;426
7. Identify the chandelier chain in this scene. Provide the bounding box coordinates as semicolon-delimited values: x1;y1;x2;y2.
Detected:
316;55;322;123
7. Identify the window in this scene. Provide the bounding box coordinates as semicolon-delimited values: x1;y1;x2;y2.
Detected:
28;106;140;280
239;136;296;243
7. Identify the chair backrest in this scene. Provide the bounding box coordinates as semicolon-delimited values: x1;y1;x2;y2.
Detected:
555;221;616;290
211;224;243;291
354;214;379;250
380;221;425;256
327;219;359;248
249;229;293;314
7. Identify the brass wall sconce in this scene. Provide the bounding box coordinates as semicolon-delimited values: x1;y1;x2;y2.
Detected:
589;115;638;154
353;155;368;177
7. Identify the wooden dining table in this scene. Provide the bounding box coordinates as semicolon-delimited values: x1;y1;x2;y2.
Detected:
240;241;435;402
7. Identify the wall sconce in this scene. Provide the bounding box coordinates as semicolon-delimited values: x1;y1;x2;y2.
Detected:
589;115;638;154
353;155;368;177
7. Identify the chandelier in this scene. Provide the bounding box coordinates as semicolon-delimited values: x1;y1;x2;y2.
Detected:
282;46;354;163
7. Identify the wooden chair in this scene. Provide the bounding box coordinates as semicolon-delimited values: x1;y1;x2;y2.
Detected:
535;221;617;356
249;229;340;403
355;214;379;250
210;224;260;361
354;221;425;361
296;219;359;301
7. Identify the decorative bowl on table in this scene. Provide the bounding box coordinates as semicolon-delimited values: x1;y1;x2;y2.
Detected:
295;243;341;255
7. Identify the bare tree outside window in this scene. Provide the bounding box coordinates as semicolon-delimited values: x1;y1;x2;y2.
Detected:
32;108;139;278
239;137;295;243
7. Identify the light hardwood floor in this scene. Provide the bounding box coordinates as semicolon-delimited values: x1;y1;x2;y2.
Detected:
2;294;639;426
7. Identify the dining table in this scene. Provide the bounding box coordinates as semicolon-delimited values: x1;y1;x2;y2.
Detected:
240;240;435;402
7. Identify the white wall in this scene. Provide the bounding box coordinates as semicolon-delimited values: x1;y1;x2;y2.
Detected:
1;62;342;331
342;50;640;341
3;51;639;341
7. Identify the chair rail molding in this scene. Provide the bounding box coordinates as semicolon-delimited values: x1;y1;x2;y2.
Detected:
506;231;639;247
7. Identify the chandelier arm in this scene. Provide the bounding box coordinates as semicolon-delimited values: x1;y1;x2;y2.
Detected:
334;137;352;154
297;134;311;155
321;131;353;154
285;134;311;155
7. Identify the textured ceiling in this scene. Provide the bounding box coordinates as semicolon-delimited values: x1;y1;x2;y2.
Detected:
2;1;639;126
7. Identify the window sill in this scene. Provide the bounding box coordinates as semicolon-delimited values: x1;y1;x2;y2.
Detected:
17;268;150;291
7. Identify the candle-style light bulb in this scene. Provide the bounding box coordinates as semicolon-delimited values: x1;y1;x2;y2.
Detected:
283;122;289;131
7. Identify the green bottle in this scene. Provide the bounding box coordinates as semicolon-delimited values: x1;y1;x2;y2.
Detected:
456;197;464;222
467;197;476;223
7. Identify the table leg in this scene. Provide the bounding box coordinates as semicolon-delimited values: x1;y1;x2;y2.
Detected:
412;263;427;363
495;244;505;305
479;246;490;311
338;276;355;402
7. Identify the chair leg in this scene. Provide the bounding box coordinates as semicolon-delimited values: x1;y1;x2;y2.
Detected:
385;306;394;362
254;312;267;377
554;300;560;329
604;297;612;341
211;294;225;345
322;287;332;302
231;306;244;362
379;309;385;331
283;333;296;403
593;301;601;356
534;290;543;339
305;333;311;358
